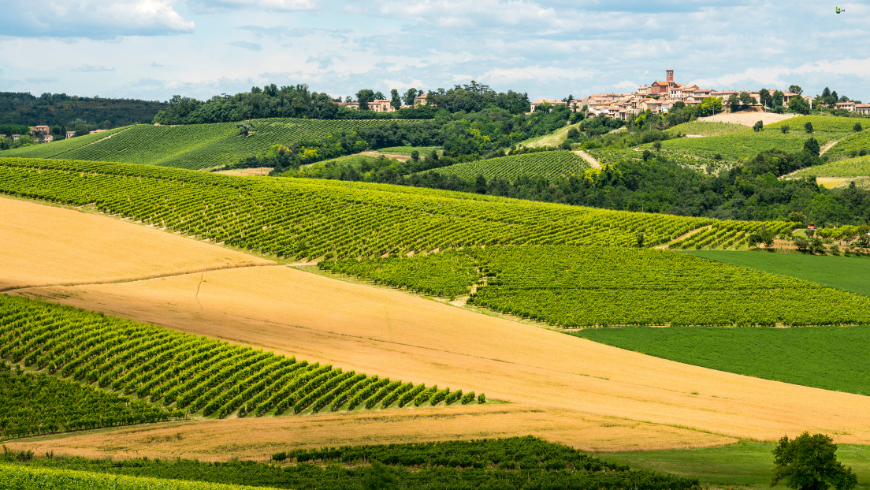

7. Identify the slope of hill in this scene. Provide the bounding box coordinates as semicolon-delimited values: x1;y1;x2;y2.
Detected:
664;121;747;137
785;155;870;189
0;119;403;170
0;92;166;127
0;157;735;257
423;150;590;180
824;129;870;159
0;127;128;159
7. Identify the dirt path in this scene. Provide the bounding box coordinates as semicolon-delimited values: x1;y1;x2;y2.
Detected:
574;150;601;169
820;139;839;155
655;225;710;249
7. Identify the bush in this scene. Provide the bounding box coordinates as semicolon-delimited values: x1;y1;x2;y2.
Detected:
753;121;763;132
854;122;863;132
805;122;814;133
860;148;868;157
780;125;790;134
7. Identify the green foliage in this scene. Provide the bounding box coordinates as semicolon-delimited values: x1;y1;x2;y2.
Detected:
573;325;870;395
425;150;590;181
825;130;870;160
0;158;722;258
323;245;870;327
0;465;279;490
772;433;857;490
754;120;764;132
0;295;454;418
664;121;746;137
0;437;700;490
804;137;821;156
0;92;165;127
0;127;128;159
0;363;178;440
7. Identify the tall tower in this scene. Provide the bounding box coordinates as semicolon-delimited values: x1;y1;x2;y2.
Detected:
666;69;674;85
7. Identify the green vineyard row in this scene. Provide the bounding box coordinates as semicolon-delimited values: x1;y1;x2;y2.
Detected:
322;245;870;327
0;157;748;258
424;150;590;180
0;119;403;170
0;295;479;435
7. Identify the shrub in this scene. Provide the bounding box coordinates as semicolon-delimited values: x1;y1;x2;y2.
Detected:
753;121;763;132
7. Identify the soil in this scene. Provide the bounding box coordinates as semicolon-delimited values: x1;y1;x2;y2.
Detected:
214;167;273;176
697;112;796;127
574;150;601;169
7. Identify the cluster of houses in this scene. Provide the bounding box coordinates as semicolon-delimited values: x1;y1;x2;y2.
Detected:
530;69;834;121
835;101;870;115
333;93;429;112
0;126;108;143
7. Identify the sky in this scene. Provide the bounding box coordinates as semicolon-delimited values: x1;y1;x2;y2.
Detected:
0;0;868;103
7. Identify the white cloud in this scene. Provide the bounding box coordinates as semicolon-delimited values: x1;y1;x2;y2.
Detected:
306;52;345;69
230;41;263;51
26;77;60;83
615;81;638;89
0;1;194;39
189;0;316;11
72;65;115;72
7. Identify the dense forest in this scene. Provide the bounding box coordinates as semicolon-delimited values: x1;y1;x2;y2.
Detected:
0;92;165;128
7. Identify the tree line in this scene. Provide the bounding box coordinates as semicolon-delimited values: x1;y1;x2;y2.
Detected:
0;92;165;129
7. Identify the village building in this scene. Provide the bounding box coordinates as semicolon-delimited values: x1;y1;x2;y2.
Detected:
66;131;77;139
334;101;360;110
369;99;396;112
11;134;20;141
530;99;567;112
836;101;857;112
43;135;54;142
856;104;870;115
30;125;50;135
414;93;429;107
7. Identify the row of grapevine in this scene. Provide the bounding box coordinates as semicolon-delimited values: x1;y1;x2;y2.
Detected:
672;221;799;250
0;127;129;160
0;295;483;421
0;119;406;170
322;245;870;327
423;150;590;180
0;157;789;260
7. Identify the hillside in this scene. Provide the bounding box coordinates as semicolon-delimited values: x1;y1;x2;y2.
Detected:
0;119;404;170
422;150;590;180
786;155;870;188
824;128;870;159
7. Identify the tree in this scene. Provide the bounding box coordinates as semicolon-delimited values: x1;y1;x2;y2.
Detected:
789;96;810;114
805;122;814;133
759;88;773;108
794;236;810;251
474;174;487;194
236;121;255;137
653;140;662;152
356;89;375;111
567;127;580;140
788;212;807;223
402;88;418;106
748;225;775;248
739;91;754;106
362;460;398;490
728;93;740;109
772;433;857;490
789;85;803;95
373;91;385;101
854;122;863;132
701;96;723;116
781;125;790;134
773;90;785;108
804;138;821;156
390;89;401;109
822;87;832;98
636;232;645;247
410;150;419;161
754;120;764;132
831;91;839;103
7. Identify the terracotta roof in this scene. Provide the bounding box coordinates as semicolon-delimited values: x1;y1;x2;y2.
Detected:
856;104;870;108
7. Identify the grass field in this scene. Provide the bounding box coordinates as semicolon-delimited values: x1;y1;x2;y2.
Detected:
520;121;578;148
686;249;870;296
826;129;870;159
0;195;272;291
788;155;870;179
424;150;590;180
573;325;870;395
603;441;870;489
0;119;402;170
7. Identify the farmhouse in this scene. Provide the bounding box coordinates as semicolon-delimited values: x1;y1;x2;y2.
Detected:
66;131;76;139
414;93;429;107
335;101;360;110
836;101;857;112
857;104;870;115
369;99;395;112
30;125;50;135
43;135;53;142
530;99;568;112
12;134;20;141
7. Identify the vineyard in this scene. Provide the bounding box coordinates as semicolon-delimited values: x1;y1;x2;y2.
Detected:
0;127;129;159
423;150;590;180
321;245;870;327
0;157;748;258
822;130;870;160
787;155;870;179
664;121;747;137
0;119;403;170
0;362;180;440
586;147;724;172
668;220;797;250
0;437;701;490
0;295;478;422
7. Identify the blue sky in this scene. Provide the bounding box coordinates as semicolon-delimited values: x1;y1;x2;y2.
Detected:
0;0;868;103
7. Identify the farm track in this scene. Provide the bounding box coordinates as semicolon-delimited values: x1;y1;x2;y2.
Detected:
573;150;601;169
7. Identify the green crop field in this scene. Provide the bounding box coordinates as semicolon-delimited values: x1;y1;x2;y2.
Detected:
671;221;801;251
0;295;477;423
686;250;870;296
0;437;698;490
520;121;578;148
0;127;129;159
603;441;870;490
665;121;747;137
321;245;870;327
767;115;866;134
0;362;179;440
0;157;747;258
424;150;590;180
825;130;870;159
0;119;402;170
789;155;870;179
572;325;870;395
374;146;441;156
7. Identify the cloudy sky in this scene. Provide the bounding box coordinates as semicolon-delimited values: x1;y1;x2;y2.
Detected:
0;0;868;102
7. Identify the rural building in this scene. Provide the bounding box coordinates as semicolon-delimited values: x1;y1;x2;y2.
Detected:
66;131;76;139
334;101;360;110
43;135;54;142
369;99;396;112
530;99;567;112
11;134;20;141
836;102;857;112
414;93;429;107
856;104;870;115
30;125;50;135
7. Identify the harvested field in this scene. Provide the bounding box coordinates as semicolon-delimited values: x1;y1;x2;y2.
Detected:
697;112;796;127
3;404;731;461
0;196;273;291
12;265;870;457
213;167;272;176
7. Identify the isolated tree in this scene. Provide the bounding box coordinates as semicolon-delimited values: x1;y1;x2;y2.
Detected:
567;127;580;140
739;91;755;106
636;232;645;248
653;140;662;152
410;150;419;161
236;121;255;137
781;125;790;134
748;225;776;248
773;90;785;108
789;85;803;95
804;137;821;156
822;87;832;98
854;122;863;132
772;432;857;490
805;122;814;133
754;120;764;132
728;93;740;109
759;88;773;108
390;89;401;109
474;174;487;194
794;236;810;251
